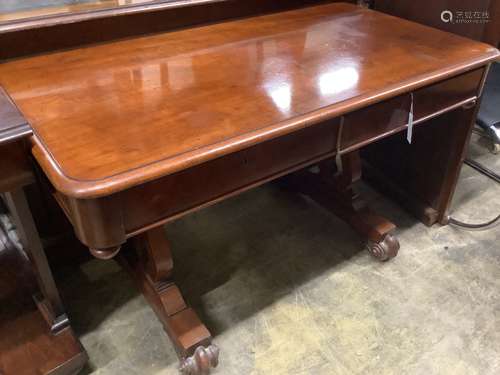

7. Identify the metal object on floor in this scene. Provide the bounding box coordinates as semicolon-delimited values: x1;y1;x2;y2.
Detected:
445;157;500;231
480;126;500;154
464;158;500;184
446;61;500;230
474;126;500;154
477;62;500;153
447;214;500;231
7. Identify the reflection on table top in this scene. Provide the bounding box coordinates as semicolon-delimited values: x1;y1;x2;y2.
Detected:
0;3;497;198
0;0;162;24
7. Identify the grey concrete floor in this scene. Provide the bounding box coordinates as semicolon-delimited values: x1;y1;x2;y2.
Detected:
57;133;499;375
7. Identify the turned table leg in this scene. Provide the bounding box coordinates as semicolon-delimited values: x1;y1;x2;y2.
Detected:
118;227;219;375
282;151;400;261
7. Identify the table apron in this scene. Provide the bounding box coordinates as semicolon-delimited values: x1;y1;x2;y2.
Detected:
55;67;486;250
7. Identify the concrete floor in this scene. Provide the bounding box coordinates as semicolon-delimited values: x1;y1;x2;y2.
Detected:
55;133;499;375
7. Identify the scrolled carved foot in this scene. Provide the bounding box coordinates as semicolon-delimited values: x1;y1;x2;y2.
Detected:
179;345;219;375
366;233;399;261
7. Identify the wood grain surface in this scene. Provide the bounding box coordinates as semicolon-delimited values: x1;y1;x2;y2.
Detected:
0;3;498;198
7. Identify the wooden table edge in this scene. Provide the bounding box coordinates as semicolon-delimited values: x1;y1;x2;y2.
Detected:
30;50;500;200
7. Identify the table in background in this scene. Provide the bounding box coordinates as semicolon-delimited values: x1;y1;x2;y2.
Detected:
0;91;87;375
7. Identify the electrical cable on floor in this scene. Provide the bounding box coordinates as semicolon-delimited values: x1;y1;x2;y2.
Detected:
447;214;500;231
464;158;500;184
445;156;500;231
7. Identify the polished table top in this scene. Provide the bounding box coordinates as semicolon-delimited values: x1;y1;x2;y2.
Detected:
0;3;498;198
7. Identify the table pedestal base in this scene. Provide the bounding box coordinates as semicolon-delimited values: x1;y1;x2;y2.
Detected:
115;150;398;374
119;228;219;375
280;151;400;261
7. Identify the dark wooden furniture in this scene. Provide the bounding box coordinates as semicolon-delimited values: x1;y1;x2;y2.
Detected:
0;0;338;60
0;2;498;374
0;90;87;374
372;0;500;155
374;0;500;47
0;0;160;24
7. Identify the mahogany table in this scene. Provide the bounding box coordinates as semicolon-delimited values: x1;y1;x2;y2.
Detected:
0;3;498;374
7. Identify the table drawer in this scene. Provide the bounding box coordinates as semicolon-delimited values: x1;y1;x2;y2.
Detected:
341;68;483;150
341;95;410;150
123;120;339;233
413;67;483;119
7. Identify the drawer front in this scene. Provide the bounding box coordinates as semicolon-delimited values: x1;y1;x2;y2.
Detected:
342;95;410;150
123;120;339;233
413;67;483;119
341;68;483;150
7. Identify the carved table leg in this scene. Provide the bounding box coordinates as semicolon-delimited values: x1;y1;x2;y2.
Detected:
282;151;399;261
118;227;219;375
